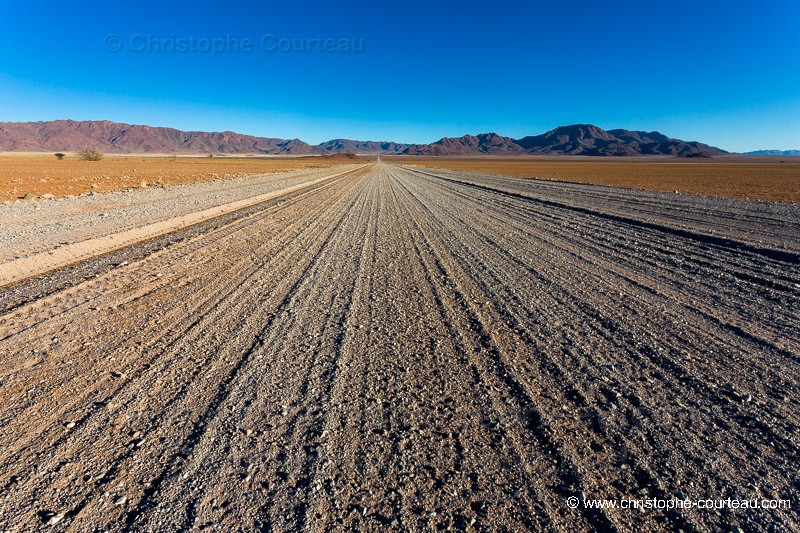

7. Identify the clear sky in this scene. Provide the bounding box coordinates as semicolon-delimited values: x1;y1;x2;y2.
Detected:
1;1;798;151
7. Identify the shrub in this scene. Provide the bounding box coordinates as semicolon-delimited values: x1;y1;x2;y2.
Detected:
75;146;103;161
54;152;65;160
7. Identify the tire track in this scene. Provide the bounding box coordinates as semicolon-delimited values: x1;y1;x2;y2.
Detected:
0;161;797;532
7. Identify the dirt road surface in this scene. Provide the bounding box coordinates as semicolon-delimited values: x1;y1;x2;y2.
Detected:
0;162;798;531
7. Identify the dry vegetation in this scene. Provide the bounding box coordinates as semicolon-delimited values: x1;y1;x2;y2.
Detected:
386;155;800;203
0;153;359;202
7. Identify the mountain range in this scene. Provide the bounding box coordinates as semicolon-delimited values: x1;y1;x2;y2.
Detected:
404;124;726;157
0;120;727;157
743;150;800;156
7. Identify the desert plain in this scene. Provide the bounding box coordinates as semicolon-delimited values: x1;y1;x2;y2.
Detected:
0;155;798;531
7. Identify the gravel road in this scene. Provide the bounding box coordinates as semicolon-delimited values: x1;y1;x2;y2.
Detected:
0;165;362;264
0;162;797;531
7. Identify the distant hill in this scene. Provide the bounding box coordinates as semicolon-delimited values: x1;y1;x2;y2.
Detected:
0;120;728;157
0;120;406;155
318;139;410;154
404;124;727;157
743;150;800;156
0;120;324;155
403;133;524;156
516;125;726;157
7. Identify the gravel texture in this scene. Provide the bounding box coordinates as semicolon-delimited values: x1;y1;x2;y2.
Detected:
0;165;362;264
0;162;797;531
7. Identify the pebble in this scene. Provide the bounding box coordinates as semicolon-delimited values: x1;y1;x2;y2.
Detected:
64;421;76;429
114;495;128;506
46;512;65;525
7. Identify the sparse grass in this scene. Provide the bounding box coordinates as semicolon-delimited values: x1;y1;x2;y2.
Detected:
386;155;800;203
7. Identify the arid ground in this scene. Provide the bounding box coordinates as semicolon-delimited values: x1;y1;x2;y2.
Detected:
0;162;798;531
386;155;800;203
0;153;358;202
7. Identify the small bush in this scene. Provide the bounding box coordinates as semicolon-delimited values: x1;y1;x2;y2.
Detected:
207;153;214;159
54;152;65;160
75;146;103;161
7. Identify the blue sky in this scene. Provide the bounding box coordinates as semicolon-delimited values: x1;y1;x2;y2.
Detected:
1;1;798;151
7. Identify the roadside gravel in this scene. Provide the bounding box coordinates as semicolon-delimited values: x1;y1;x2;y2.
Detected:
0;162;797;532
0;164;362;264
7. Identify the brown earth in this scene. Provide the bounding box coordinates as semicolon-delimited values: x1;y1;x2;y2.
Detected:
386;155;800;203
0;162;797;531
0;153;358;202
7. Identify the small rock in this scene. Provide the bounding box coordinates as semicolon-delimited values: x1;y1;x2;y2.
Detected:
114;495;127;506
729;525;744;533
389;517;399;527
64;421;76;429
41;193;55;199
23;193;38;200
46;512;66;525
